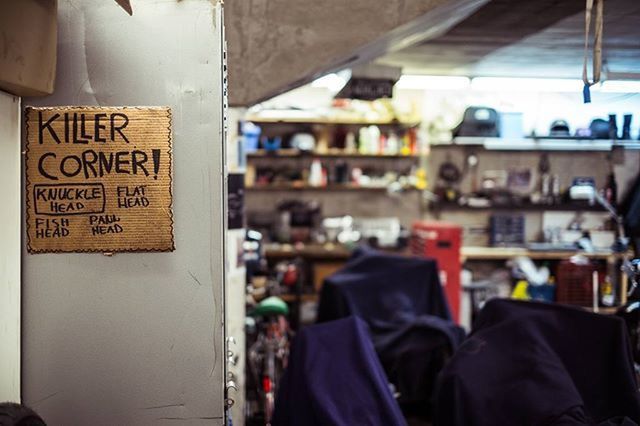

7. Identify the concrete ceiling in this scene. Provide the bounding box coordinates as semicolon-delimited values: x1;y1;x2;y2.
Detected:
377;0;640;79
225;0;488;106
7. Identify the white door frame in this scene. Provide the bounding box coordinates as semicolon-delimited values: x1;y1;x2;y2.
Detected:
0;90;21;402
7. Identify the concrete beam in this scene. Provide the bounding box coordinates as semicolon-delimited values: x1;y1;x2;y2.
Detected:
225;0;488;106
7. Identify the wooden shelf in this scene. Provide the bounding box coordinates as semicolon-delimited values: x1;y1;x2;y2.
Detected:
245;115;419;127
461;246;616;261
279;292;619;314
247;149;419;159
433;201;605;212
280;294;319;303
246;184;419;192
584;306;620;315
430;137;640;151
264;243;618;262
265;243;352;260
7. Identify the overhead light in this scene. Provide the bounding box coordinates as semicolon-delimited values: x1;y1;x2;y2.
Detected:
470;77;640;93
310;71;350;92
471;77;583;92
395;75;471;90
598;80;640;93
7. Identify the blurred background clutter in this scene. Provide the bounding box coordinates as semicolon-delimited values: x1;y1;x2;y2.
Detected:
222;0;640;424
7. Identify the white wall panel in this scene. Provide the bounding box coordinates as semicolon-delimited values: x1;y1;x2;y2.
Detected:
0;91;21;403
22;1;226;424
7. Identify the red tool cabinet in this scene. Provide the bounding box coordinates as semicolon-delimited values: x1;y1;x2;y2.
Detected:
411;221;462;323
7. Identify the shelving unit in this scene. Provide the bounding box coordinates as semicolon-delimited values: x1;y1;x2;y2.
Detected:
247;149;420;159
245;117;423;194
431;137;640;151
247;118;632;313
264;243;621;262
245;115;419;127
432;200;606;212
264;243;352;260
460;246;618;261
246;183;419;192
266;244;627;313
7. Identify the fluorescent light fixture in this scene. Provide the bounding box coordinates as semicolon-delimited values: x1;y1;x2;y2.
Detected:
470;77;640;93
395;75;471;90
311;71;350;92
392;76;640;93
598;80;640;93
471;77;583;92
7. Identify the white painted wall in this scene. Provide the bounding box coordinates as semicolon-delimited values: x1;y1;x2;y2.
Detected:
252;82;640;139
225;228;246;425
225;106;248;423
404;88;640;140
0;91;20;402
21;1;226;424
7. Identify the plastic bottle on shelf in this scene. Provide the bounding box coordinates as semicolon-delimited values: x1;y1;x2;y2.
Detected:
316;127;331;153
400;132;412;156
358;127;370;154
386;132;400;155
601;275;614;306
309;159;324;187
368;125;381;154
345;131;357;153
321;166;328;187
551;174;561;204
351;167;363;186
408;128;418;155
379;134;387;155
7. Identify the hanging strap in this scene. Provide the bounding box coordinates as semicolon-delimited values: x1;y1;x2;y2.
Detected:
582;0;604;103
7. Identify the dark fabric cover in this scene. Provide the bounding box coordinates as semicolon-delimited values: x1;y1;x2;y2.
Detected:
272;316;407;426
0;403;47;426
434;299;640;426
317;249;465;409
621;172;640;252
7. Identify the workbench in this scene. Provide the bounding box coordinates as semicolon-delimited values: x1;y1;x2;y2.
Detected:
264;243;629;323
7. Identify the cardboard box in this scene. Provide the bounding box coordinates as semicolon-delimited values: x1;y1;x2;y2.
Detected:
0;0;58;96
0;0;132;97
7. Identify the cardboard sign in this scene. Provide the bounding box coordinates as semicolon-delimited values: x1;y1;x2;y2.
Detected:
25;106;174;253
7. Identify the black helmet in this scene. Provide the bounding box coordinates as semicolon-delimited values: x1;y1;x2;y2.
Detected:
550;120;570;137
589;118;610;139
